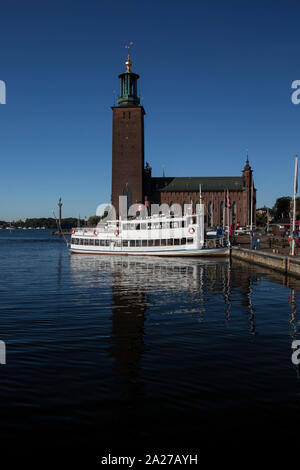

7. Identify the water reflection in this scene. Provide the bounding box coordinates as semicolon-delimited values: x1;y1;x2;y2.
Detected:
69;255;264;330
110;268;146;401
69;255;300;388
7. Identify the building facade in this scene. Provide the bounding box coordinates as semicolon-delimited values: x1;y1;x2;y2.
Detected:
111;54;256;227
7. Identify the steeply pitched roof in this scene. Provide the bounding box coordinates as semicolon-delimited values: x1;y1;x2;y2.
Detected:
152;176;245;192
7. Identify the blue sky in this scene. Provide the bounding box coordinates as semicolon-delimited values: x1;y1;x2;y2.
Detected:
1;0;300;220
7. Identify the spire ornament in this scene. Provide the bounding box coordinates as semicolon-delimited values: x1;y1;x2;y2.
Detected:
125;42;133;73
117;42;140;106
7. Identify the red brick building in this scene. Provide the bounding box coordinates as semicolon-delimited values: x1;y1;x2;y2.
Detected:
111;55;256;227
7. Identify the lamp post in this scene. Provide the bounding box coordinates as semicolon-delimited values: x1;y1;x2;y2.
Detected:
58;197;62;231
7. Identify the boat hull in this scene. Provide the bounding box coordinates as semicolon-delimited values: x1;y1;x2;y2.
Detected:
70;247;230;257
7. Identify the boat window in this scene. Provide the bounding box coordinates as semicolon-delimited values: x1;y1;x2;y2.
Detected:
123;224;128;230
100;240;105;246
89;239;94;246
105;240;110;246
136;224;140;231
162;222;169;229
115;240;121;247
167;239;173;246
147;223;151;229
122;240;128;247
130;224;135;230
148;240;154;247
154;223;160;229
174;239;180;245
161;239;166;246
130;240;135;247
141;223;147;230
80;239;84;245
95;240;100;246
181;238;186;245
142;240;147;247
136;240;141;247
84;239;89;245
187;238;193;244
155;239;160;246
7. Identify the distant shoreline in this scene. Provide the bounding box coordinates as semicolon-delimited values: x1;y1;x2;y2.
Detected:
0;217;86;230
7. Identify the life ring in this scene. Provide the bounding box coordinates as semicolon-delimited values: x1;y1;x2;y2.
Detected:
188;227;195;234
114;229;119;237
93;229;98;236
207;239;216;249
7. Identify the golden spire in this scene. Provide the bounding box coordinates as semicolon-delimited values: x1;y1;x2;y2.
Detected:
125;42;133;73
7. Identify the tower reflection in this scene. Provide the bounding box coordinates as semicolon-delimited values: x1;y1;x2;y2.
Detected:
70;255;299;394
110;263;146;400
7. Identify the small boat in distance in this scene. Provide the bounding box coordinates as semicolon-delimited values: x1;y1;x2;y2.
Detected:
70;210;229;257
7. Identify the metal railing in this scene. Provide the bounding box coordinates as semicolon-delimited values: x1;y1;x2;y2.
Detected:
203;237;227;249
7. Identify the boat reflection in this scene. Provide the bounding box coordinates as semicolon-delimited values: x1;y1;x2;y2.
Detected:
69;255;300;389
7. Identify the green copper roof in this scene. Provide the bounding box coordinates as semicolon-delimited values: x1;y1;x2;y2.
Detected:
156;177;245;192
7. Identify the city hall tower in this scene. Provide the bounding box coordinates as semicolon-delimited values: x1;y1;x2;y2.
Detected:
111;48;145;212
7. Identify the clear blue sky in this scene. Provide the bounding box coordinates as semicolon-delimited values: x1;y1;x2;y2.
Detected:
1;0;300;220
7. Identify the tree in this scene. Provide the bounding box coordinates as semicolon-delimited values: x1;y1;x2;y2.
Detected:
273;197;291;220
87;216;101;227
256;213;267;226
296;197;300;220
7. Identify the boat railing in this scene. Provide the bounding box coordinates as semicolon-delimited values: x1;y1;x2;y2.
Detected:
203;237;227;248
73;225;117;234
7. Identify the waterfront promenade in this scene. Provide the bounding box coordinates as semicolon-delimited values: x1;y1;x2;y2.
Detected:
232;234;300;277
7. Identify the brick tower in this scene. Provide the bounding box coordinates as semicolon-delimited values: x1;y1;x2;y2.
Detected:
111;49;145;214
242;156;256;226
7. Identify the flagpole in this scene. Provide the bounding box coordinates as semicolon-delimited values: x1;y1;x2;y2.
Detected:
250;176;253;232
223;190;225;230
199;184;204;246
292;155;298;256
227;189;230;247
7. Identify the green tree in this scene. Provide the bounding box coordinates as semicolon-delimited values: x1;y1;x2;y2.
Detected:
60;218;78;229
87;216;101;227
273;197;291;220
256;213;267;226
295;197;300;220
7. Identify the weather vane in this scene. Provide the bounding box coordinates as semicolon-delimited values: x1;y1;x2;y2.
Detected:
125;42;133;53
125;42;133;73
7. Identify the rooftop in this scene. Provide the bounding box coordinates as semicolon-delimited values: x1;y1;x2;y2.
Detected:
151;176;245;192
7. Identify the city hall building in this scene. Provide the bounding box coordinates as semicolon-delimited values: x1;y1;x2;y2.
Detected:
111;53;256;227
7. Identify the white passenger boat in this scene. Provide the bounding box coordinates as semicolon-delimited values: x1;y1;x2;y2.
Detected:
70;210;229;257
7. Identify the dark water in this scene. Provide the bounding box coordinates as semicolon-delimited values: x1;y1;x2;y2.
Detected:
1;229;300;455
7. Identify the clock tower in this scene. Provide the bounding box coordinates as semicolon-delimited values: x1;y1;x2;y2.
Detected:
111;49;145;214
